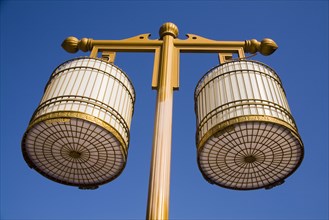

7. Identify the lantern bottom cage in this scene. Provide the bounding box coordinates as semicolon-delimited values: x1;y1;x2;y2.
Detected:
22;113;127;189
197;120;304;190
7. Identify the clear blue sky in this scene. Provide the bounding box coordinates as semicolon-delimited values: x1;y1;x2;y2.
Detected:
1;1;328;219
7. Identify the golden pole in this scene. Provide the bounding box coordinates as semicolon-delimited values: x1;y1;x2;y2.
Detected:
146;23;179;220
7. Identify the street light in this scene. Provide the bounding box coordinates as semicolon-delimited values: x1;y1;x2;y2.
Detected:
21;22;304;219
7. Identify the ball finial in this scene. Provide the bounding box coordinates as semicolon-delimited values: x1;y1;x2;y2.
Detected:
61;37;93;53
259;38;278;56
245;38;278;56
61;36;79;53
159;22;179;39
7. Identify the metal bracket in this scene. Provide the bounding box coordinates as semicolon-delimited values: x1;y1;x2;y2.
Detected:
101;51;116;63
61;26;278;90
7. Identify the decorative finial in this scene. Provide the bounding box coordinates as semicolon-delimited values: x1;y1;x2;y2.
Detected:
159;22;179;39
259;38;278;56
61;36;79;53
61;37;93;53
245;38;278;56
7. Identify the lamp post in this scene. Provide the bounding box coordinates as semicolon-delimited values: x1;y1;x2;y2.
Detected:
22;22;303;219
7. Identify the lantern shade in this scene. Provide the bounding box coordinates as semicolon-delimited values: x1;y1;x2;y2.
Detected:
194;60;304;190
22;57;135;189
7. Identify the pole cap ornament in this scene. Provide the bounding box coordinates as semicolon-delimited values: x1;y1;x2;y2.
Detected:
159;22;179;39
61;37;93;53
245;38;278;56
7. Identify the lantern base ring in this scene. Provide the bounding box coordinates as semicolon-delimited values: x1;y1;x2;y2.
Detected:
27;111;127;155
197;115;301;151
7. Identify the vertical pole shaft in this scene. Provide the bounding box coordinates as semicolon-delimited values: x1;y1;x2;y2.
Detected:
146;23;178;220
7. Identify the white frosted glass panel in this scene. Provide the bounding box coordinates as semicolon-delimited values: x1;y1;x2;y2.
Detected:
236;106;243;116
121;92;128;119
66;72;78;95
200;90;205;119
65;103;73;111
256;74;266;100
202;85;207;117
230;74;240;100
52;74;65;97
213;78;219;109
99;63;106;72
109;82;119;107
89;72;103;99
56;103;66;111
254;63;261;71
97;75;107;102
250;74;260;99
236;74;246;99
240;62;247;69
264;106;272;116
92;107;100;118
264;76;274;102
59;71;71;95
246;62;253;70
209;83;215;111
274;85;283;107
72;71;84;96
42;81;54;103
62;71;74;95
205;87;210;116
281;89;290;111
112;67;119;79
104;114;111;124
224;76;233;102
117;93;124;119
219;77;226;105
94;60;101;69
104;79;114;104
71;103;79;111
78;70;90;96
84;70;97;97
115;85;123;111
243;72;253;99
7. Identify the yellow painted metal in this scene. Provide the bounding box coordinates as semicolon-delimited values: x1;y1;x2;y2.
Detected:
101;51;116;63
60;22;278;220
61;27;278;91
146;23;178;220
218;53;234;64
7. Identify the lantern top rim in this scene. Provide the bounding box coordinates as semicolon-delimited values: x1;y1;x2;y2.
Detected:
194;59;281;96
49;56;136;101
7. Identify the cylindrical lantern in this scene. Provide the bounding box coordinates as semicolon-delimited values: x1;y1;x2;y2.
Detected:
22;57;135;189
195;60;304;190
